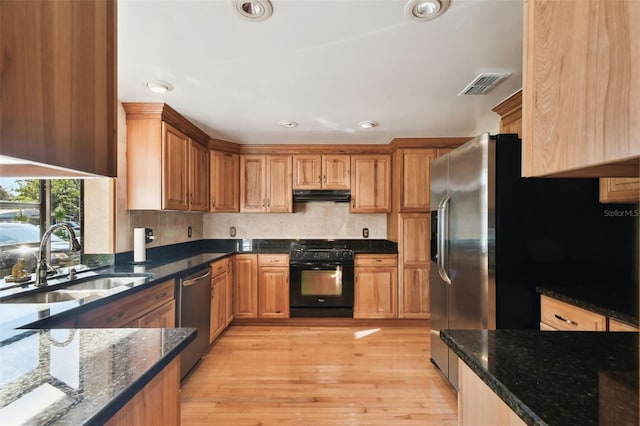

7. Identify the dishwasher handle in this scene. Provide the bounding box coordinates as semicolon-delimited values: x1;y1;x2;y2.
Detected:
182;271;211;286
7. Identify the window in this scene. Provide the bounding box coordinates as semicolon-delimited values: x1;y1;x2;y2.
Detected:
0;179;82;278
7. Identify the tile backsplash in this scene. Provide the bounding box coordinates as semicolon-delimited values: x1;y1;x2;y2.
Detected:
203;202;386;239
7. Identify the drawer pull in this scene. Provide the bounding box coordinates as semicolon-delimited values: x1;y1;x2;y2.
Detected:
554;314;578;326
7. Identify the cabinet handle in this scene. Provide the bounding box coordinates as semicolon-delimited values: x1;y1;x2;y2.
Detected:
262;198;266;208
374;259;382;263
318;176;322;184
323;175;326;184
554;314;578;326
267;198;270;208
107;311;125;323
211;196;215;207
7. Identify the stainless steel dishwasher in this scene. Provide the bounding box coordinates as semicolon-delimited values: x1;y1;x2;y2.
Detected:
177;268;211;379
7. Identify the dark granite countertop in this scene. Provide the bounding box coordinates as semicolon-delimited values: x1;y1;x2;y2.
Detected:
0;327;196;425
441;329;638;426
537;286;638;326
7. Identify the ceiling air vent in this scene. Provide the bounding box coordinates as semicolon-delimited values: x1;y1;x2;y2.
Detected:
458;73;511;96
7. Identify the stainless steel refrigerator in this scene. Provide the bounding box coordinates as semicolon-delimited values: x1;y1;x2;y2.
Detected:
429;133;636;390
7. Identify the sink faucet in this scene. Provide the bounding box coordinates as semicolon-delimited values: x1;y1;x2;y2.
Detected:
35;223;82;287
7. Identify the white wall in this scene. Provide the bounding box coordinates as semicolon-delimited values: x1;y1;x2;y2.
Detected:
203;202;386;239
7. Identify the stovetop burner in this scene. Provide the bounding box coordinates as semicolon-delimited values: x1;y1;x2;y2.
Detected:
290;242;354;262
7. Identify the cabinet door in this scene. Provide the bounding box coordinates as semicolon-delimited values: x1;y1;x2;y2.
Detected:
211;151;240;212
323;155;351;189
351;155;391;213
402;150;435;212
162;123;190;210
266;155;292;213
234;254;258;318
402;267;429;319
599;177;640;203
240;155;266;212
354;267;397;319
226;259;234;325
292;155;322;189
0;0;117;177
401;215;430;264
137;300;176;328
522;0;640;177
540;295;606;331
258;267;289;318
210;272;226;343
189;141;210;211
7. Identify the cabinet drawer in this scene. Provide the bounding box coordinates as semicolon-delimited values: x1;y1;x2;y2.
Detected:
78;280;175;327
355;254;397;267
210;258;228;276
258;254;289;267
609;318;639;332
540;295;606;331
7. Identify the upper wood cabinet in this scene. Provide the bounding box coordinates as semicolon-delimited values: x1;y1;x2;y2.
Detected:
400;149;436;212
0;0;117;177
240;155;292;213
492;90;522;137
350;155;391;213
210;150;240;212
292;155;350;190
522;0;640;177
123;103;210;211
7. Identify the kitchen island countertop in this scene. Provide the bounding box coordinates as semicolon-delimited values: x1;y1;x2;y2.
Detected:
441;329;638;426
0;327;196;425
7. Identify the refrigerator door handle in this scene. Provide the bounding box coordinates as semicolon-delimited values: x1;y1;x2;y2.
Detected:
438;196;452;285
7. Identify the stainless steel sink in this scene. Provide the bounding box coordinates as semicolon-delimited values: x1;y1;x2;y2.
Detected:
64;276;147;291
0;273;152;304
3;291;80;304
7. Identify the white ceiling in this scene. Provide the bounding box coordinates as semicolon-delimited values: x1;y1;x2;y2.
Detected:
118;0;523;145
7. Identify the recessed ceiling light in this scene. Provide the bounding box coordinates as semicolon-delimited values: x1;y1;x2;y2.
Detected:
405;0;450;21
358;121;378;129
279;120;298;128
146;80;173;93
233;0;273;21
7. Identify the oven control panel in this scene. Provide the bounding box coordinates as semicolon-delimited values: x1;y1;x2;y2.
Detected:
290;248;354;262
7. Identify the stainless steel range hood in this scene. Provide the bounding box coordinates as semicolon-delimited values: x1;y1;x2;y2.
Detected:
293;189;351;203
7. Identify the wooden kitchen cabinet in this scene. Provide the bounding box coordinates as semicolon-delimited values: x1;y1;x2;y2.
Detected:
599;177;640;203
123;103;210;211
608;318;639;332
105;357;180;426
492;90;522;137
258;254;289;319
292;155;350;189
210;259;227;343
351;155;391;213
240;155;292;213
522;0;640;177
0;0;117;177
539;295;606;331
400;149;436;212
78;280;175;328
354;254;398;319
399;214;430;319
234;254;258;318
226;257;235;325
458;362;526;426
135;300;175;328
210;150;240;212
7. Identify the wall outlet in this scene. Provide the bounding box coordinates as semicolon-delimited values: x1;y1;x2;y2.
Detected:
362;228;369;238
230;226;236;237
188;226;192;238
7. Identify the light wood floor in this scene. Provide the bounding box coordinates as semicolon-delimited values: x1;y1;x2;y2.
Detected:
180;324;458;425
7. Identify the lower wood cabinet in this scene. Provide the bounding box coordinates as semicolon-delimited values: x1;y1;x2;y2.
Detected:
233;253;289;319
226;258;234;326
398;213;430;319
540;295;606;331
401;267;430;319
258;254;289;319
458;362;526;426
234;254;258;318
105;357;180;426
77;280;175;328
210;259;228;343
608;318;639;332
354;254;398;319
600;177;640;203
